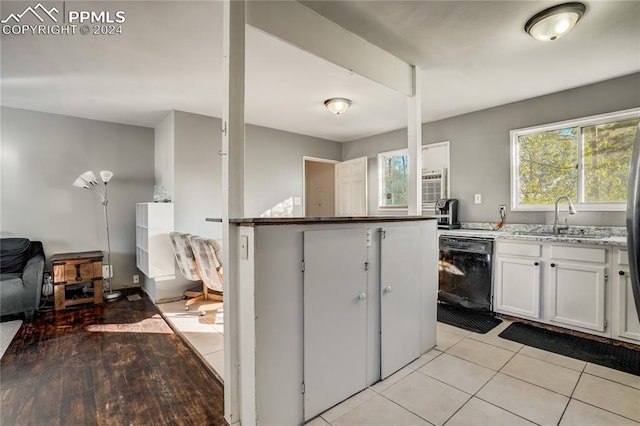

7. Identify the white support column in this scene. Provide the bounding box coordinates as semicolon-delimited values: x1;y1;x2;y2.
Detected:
222;1;245;424
407;66;422;215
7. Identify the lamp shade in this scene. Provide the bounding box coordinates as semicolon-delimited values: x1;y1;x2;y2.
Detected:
324;98;352;115
100;170;113;183
525;2;586;41
79;170;98;186
73;176;89;188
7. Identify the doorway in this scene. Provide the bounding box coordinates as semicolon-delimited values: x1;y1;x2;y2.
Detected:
304;157;338;217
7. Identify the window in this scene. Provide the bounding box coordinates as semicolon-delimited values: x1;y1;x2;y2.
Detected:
511;108;639;211
378;149;408;208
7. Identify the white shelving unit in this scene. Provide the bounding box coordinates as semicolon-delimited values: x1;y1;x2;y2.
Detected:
136;202;175;278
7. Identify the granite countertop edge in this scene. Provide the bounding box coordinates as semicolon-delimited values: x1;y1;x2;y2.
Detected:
223;216;436;225
438;228;627;247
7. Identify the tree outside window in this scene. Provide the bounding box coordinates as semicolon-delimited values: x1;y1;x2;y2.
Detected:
379;150;408;208
512;110;639;210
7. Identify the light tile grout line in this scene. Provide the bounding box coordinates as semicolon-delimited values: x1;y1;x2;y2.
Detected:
438;336;541;426
565;370;640;424
438;328;588;425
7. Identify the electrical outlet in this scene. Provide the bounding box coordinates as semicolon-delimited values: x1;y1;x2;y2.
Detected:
102;264;113;278
474;193;482;204
133;274;140;284
499;205;507;217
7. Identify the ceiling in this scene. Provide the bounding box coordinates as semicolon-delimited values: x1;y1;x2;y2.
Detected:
1;1;638;142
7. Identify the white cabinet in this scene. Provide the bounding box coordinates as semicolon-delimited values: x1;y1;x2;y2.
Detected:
243;220;437;425
548;262;607;332
547;245;607;333
495;241;542;319
303;228;368;420
612;248;640;343
135;202;174;278
303;225;424;421
380;226;422;379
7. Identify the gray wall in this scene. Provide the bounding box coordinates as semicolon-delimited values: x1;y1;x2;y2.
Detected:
174;111;221;237
343;72;640;227
1;107;154;286
159;110;343;239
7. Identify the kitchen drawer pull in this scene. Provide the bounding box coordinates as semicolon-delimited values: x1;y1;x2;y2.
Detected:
358;292;367;301
550;263;556;267
534;262;539;266
619;270;625;276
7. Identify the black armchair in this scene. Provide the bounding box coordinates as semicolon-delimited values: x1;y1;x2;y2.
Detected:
0;238;45;321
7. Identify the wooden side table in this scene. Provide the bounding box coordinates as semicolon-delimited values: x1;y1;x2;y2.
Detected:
51;251;104;310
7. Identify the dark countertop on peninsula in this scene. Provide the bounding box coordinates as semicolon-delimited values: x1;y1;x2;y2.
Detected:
205;216;437;226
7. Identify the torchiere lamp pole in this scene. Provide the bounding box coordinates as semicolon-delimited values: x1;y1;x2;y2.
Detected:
73;170;121;300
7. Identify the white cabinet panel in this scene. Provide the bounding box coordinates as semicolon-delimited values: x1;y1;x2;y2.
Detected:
617;270;640;341
549;262;606;332
303;228;368;421
495;257;541;319
135;202;174;278
613;249;640;343
380;226;421;379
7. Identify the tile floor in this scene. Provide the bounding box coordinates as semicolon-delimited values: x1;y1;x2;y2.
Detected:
309;321;640;426
158;300;640;426
156;298;225;382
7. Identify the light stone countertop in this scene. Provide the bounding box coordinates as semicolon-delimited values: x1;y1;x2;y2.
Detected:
438;225;627;247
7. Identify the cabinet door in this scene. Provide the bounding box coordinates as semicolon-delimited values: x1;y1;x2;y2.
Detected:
303;228;368;421
380;226;421;379
495;256;541;319
616;269;640;341
549;262;606;332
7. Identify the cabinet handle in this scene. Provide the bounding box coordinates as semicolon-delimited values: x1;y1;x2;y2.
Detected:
550;263;556;267
534;262;539;266
619;271;625;276
383;286;393;294
358;292;367;301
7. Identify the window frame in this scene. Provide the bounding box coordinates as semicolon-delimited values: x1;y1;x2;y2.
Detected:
378;148;409;210
510;107;640;212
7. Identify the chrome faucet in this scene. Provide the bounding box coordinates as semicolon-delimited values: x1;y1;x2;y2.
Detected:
553;195;577;234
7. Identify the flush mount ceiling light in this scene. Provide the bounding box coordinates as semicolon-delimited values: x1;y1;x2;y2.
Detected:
525;2;586;41
324;98;352;115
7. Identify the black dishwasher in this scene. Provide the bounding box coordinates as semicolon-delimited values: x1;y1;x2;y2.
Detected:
438;236;494;312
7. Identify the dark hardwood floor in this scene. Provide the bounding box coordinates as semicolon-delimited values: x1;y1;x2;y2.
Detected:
1;291;225;425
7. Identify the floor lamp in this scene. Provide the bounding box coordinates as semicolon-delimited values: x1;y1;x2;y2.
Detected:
73;170;121;301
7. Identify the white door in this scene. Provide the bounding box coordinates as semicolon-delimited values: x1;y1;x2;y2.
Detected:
616;268;640;341
335;156;368;216
549;262;607;332
380;226;421;379
495;256;542;319
303;228;368;421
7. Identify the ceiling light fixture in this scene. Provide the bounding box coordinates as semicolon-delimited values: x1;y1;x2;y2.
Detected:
525;2;586;41
324;98;352;115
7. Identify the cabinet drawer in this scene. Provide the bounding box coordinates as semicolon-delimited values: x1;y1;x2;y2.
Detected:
497;241;541;257
550;245;606;263
53;261;101;284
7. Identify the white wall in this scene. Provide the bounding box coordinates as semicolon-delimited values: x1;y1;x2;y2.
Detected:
1;107;154;286
174;111;221;237
343;72;640;226
157;110;343;238
155;111;175;197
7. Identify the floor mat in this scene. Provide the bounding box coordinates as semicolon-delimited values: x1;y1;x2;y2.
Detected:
499;322;640;376
437;303;502;334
